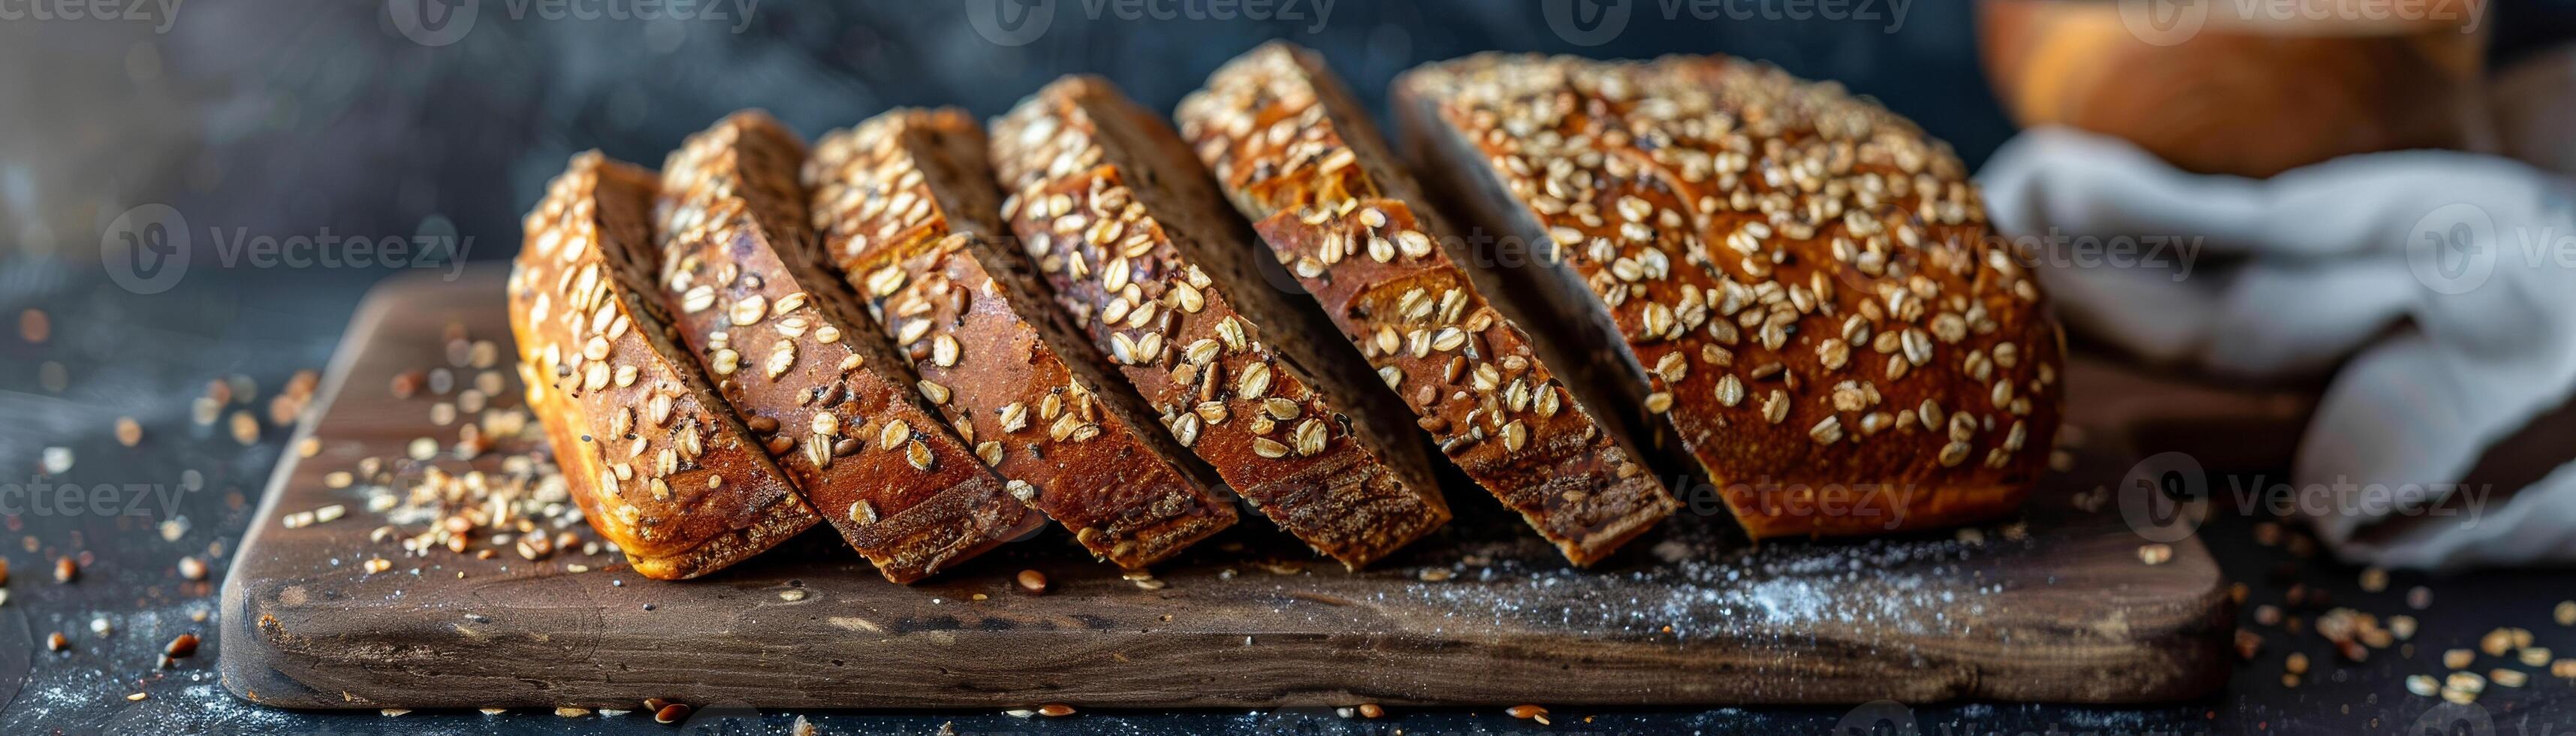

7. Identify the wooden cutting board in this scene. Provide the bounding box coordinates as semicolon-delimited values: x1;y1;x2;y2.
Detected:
218;267;2237;710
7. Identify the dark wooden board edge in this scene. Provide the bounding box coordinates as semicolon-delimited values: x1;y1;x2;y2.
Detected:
218;266;2234;710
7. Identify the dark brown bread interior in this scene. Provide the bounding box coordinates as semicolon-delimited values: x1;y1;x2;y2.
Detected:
1178;42;1680;566
508;152;819;580
806;109;1238;569
651;112;1036;582
992;77;1451;568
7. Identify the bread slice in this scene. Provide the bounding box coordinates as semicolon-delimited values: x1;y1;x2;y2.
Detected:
1179;43;1681;566
805;108;1239;569
650;111;1038;582
991;77;1451;569
507;152;819;580
1395;54;2063;538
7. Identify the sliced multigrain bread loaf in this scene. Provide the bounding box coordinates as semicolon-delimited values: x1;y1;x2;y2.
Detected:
991;77;1451;569
1180;42;1681;566
508;151;819;580
650;111;1038;582
1396;54;2062;538
804;107;1238;569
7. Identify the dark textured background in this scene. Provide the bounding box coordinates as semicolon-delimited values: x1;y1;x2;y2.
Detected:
4;1;2576;733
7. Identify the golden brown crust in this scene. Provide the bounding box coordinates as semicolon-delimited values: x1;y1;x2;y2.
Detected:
992;77;1450;569
1179;43;1679;566
1396;54;2062;538
806;108;1238;569
507;152;819;580
650;111;1036;583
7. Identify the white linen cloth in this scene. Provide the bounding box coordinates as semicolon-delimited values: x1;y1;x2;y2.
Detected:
1978;127;2576;570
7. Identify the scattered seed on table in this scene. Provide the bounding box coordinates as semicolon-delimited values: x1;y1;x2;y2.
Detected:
2445;650;2475;670
18;309;48;344
54;557;75;583
165;633;198;658
228;411;261;445
115;418;142;447
2137;544;2172;566
654;704;692;724
1015;569;1048;596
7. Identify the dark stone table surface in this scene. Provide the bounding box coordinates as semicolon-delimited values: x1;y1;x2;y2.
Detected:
7;2;2576;733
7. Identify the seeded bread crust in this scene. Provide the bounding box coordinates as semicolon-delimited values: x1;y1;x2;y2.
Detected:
806;108;1238;569
1179;43;1679;566
991;77;1451;569
651;111;1037;583
1395;54;2063;538
507;152;819;580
